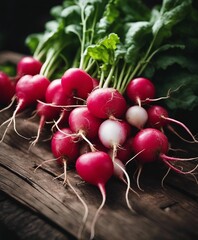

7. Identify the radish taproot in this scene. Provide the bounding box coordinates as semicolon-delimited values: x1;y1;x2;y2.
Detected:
76;151;114;240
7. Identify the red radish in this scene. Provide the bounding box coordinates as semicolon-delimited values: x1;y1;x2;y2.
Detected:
51;128;79;165
30;101;61;146
126;105;148;129
92;78;99;89
35;127;87;239
98;119;128;161
0;74;50;142
51;128;80;183
45;79;75;106
61;68;94;99
0;71;15;106
86;87;127;119
32;79;76;145
68;106;102;150
116;137;134;164
147;105;198;143
126;77;155;106
44;78;75;130
132;128;198;189
76;151;114;240
17;56;42;77
15;74;50;111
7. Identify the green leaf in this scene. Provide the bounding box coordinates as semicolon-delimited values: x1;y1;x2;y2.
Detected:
87;33;120;64
152;0;192;46
61;5;80;18
124;21;152;63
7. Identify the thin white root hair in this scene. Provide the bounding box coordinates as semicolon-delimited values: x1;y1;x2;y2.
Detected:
67;178;89;240
89;184;106;240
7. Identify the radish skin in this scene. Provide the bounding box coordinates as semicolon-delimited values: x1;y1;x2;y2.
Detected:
126;77;155;106
76;151;113;240
87;87;127;119
147;105;198;143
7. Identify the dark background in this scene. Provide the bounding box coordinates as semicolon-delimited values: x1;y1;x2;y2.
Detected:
0;0;62;54
0;0;163;55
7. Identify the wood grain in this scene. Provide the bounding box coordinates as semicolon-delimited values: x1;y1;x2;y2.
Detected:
0;107;198;240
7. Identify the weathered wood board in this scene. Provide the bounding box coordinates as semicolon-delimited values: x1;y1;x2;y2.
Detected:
0;52;198;240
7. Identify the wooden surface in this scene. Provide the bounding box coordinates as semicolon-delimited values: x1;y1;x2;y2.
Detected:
1;52;198;240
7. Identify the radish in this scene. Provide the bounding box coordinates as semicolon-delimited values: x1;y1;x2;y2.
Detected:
147;105;198;143
35;127;87;240
0;74;50;142
126;105;148;129
51;128;80;183
31;79;75;145
30;101;61;146
75;151;114;240
68;106;102;150
86;87;127;119
116;137;134;164
98;119;128;161
132;128;198;189
45;79;75;106
17;56;42;77
0;71;15;106
61;68;94;99
126;77;155;106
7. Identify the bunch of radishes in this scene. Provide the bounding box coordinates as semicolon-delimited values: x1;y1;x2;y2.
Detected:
1;55;198;239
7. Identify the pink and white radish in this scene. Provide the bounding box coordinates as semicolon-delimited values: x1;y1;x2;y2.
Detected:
76;151;114;240
126;105;148;129
98;119;128;161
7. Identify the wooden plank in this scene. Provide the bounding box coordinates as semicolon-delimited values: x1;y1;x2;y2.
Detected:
1;104;198;240
0;191;73;240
